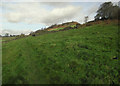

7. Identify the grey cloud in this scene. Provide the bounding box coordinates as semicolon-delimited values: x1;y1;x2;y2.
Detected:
3;2;82;26
86;4;100;16
41;2;70;7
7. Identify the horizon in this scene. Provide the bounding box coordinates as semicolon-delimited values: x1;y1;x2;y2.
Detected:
0;0;119;36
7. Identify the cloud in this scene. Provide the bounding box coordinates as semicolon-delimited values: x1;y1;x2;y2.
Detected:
87;5;99;16
2;2;82;25
1;0;120;2
0;25;2;35
41;5;81;25
41;2;70;7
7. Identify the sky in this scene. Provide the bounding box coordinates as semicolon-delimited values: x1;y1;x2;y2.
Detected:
0;0;119;35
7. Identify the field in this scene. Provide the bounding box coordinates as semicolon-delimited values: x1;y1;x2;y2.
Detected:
2;21;120;84
0;37;2;42
2;37;16;42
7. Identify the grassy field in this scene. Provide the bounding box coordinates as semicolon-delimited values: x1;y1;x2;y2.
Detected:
2;21;120;84
0;37;2;42
2;37;16;42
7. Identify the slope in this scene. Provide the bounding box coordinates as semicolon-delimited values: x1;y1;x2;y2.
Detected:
2;21;119;84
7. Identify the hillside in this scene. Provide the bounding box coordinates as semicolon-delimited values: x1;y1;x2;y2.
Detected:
2;20;120;84
46;21;80;31
31;21;80;36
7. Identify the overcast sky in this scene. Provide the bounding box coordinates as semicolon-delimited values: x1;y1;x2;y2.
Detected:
0;0;119;35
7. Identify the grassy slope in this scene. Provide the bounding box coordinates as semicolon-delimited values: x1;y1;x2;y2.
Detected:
2;22;119;84
2;37;16;42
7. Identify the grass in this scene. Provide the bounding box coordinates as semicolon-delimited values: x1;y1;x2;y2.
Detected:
0;38;2;42
2;37;16;42
70;24;76;28
2;21;119;84
50;27;64;31
49;24;76;31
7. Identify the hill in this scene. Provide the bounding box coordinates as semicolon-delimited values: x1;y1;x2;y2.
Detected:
2;20;120;84
46;21;80;31
30;21;80;36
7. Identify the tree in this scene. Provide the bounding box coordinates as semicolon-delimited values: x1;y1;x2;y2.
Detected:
20;33;25;37
110;5;119;19
95;2;119;20
5;33;9;37
30;31;34;35
10;35;13;37
84;16;89;23
29;31;36;36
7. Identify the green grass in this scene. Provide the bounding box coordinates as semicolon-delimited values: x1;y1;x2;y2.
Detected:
70;24;76;28
49;24;76;31
0;38;2;42
50;27;64;31
2;37;16;42
2;22;119;84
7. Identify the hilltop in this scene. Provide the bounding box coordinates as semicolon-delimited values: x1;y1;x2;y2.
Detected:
29;21;81;36
30;19;119;36
46;21;80;31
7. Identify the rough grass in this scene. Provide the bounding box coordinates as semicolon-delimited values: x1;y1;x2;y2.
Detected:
49;24;76;31
2;37;16;42
50;27;64;31
2;22;119;84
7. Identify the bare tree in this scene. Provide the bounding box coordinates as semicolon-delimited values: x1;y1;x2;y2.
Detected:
30;31;34;35
84;16;89;23
10;35;13;37
5;33;9;37
20;33;25;37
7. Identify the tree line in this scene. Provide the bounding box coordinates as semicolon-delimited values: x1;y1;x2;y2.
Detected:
95;2;120;20
84;2;119;23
